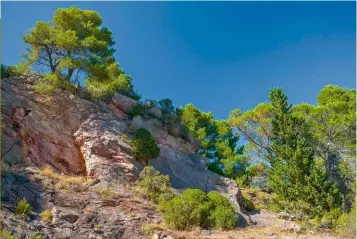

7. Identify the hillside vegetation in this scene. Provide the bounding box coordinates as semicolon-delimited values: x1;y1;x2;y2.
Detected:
1;5;355;239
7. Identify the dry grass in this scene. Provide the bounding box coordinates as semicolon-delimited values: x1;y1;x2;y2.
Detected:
142;223;334;239
39;167;93;191
95;187;116;201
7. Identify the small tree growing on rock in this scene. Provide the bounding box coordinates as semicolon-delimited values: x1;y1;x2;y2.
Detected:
130;128;160;166
135;166;174;204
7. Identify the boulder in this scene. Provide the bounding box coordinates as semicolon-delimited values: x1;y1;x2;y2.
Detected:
74;113;142;183
149;145;244;214
167;124;181;138
112;93;137;114
148;107;162;119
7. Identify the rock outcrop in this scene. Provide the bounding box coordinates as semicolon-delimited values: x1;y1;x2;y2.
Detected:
1;75;249;238
2;76;102;174
73;112;142;183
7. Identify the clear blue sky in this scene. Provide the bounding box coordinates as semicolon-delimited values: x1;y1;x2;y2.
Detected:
2;2;356;119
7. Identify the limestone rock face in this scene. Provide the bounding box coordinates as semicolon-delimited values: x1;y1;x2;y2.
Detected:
149;145;244;213
1;76;102;174
73;113;142;183
112;93;137;114
1;75;259;237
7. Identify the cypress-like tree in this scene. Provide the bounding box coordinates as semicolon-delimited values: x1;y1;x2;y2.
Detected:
268;88;342;219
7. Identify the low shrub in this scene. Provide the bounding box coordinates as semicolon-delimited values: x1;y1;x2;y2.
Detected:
15;198;32;217
208;206;237;229
0;230;19;239
335;202;356;238
1;63;32;78
207;191;237;229
130;128;160;165
40;210;53;222
135;166;174;204
161;189;211;230
161;189;237;230
129;104;142;117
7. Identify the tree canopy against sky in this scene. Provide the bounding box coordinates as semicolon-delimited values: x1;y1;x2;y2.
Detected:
3;2;355;118
22;6;134;98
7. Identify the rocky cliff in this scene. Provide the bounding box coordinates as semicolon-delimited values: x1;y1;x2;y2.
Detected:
1;75;248;238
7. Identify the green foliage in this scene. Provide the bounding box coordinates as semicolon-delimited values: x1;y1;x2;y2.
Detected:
0;230;19;239
240;196;255;211
15;198;32;217
129;104;142;117
267;88;343;221
40;210;53;222
161;189;237;230
335;202;356;238
157;98;175;115
135;166;174;204
292;85;356;210
130;128;160;165
1;63;32;78
23;6;134;99
208;206;237;229
178;104;248;180
27;233;46;239
206;191;237;229
229;103;274;161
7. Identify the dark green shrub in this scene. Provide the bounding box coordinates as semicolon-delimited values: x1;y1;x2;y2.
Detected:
1;64;29;78
161;189;237;230
130;128;160;165
15;198;32;217
157;98;175;115
135;166;174;204
129;104;143;117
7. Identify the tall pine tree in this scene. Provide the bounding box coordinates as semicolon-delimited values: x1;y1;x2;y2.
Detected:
268;88;342;219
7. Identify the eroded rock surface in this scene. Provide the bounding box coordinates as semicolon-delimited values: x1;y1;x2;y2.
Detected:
1;76;102;174
1;75;293;238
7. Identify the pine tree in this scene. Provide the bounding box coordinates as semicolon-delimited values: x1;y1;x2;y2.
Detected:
268;88;342;218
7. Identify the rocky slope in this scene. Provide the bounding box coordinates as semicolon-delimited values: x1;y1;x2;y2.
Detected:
0;76;339;239
1;76;245;238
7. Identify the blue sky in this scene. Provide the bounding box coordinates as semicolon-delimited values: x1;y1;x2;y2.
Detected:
2;2;356;120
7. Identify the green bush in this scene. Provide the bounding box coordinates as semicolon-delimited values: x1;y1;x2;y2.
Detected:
129;104;142;117
335;202;356;238
0;230;19;239
208;206;237;229
161;189;237;230
207;191;237;229
40;210;53;222
1;63;31;78
161;189;212;230
15;198;32;217
130;128;160;165
135;166;174;204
